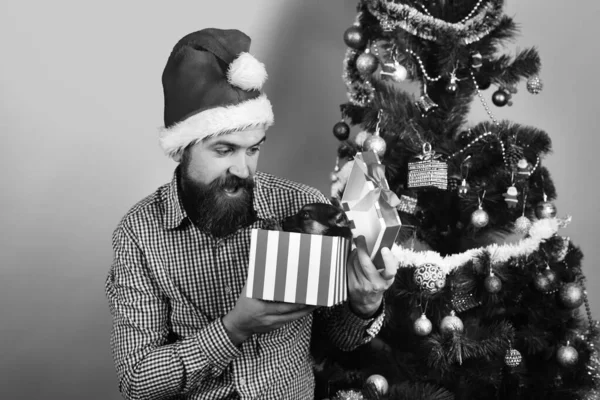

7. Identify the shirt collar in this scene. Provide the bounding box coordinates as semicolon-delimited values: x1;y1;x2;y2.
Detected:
162;170;275;230
162;169;188;230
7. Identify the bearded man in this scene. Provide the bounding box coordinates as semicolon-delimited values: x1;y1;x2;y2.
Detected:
105;28;398;400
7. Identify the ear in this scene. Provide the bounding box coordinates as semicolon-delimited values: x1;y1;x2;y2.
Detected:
333;211;350;227
330;197;342;209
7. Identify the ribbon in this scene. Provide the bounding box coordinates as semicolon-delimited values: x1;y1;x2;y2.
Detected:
351;159;401;211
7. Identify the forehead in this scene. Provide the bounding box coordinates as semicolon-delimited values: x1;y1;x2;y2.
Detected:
204;128;266;147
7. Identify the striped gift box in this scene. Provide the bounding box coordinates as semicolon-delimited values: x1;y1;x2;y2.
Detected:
246;229;350;307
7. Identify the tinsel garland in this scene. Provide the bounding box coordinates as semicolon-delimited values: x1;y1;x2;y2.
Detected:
366;0;505;44
390;217;570;274
343;48;376;107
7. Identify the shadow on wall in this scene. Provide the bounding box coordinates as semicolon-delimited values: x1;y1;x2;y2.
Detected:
259;1;359;196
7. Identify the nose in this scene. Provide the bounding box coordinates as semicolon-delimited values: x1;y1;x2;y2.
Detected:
228;154;250;179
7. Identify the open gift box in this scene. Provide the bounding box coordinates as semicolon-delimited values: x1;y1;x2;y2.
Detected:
246;229;351;306
341;151;402;270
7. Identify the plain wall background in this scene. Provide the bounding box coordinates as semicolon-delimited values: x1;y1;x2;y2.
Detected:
1;1;598;399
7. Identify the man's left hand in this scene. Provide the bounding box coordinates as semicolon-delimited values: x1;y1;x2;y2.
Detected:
347;235;398;319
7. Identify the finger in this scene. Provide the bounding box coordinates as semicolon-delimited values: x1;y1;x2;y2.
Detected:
272;305;317;323
353;236;389;283
379;247;398;281
346;249;361;287
352;236;377;281
269;302;316;315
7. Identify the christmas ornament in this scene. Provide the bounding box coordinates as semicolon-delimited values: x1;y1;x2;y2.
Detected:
471;207;489;228
458;179;469;197
397;194;418;214
484;271;502;293
415;93;439;117
516;158;531;176
557;343;579;367
471;51;483;69
414;264;446;293
535;197;557;219
445;81;458;94
506;144;525;170
527;76;543;94
503;186;519;208
354;130;369;148
330;162;340;182
356;51;379;76
553;236;570;262
333;389;365;400
407;143;448;190
504;348;523;367
534;272;552;293
414;313;433;336
365;374;389;396
448;175;461;191
492;89;509;107
363;110;386;157
333;121;350;141
558;283;584;309
451;290;482;312
543;265;557;286
343;26;367;50
381;60;408;82
477;78;491;90
363;135;387;157
440;310;464;334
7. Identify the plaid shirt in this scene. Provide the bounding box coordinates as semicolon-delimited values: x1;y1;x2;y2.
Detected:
106;170;385;400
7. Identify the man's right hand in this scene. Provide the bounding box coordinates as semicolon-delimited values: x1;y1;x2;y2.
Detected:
222;292;317;346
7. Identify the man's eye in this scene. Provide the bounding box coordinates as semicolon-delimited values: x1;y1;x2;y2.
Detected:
215;148;232;156
248;146;261;155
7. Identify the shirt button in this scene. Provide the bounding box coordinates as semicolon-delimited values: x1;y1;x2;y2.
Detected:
225;286;232;294
239;377;246;386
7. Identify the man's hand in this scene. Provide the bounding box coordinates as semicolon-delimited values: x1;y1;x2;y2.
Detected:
347;235;398;319
222;292;317;346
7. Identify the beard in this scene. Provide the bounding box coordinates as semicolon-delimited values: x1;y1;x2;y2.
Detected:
179;169;256;238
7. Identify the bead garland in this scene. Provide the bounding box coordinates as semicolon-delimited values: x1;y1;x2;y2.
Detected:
449;131;493;159
418;0;484;25
458;0;485;24
406;49;442;82
470;69;500;126
582;282;596;340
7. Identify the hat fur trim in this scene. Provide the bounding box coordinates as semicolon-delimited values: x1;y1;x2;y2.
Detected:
159;94;274;161
227;52;268;91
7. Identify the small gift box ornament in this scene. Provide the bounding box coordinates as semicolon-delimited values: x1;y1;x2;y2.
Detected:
341;151;402;269
407;143;448;190
397;194;418;214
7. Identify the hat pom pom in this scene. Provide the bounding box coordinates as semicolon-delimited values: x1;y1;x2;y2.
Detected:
227;52;268;91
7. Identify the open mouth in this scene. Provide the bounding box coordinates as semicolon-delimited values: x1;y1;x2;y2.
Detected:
222;186;242;197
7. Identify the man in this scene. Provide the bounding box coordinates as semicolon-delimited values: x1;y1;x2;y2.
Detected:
106;28;398;400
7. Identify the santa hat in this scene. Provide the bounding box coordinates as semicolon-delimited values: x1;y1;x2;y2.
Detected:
159;28;274;161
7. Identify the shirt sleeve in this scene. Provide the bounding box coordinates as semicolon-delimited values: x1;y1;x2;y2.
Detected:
313;299;385;351
106;224;241;400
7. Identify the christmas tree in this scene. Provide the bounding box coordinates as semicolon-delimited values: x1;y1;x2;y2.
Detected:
312;1;600;399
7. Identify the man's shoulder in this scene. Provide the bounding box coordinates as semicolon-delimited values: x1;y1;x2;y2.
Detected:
256;171;327;202
114;182;171;235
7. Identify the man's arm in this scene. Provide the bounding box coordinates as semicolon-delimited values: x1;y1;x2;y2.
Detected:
106;225;241;400
313;299;386;351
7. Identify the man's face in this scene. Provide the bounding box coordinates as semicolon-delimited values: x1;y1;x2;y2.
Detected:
179;128;266;237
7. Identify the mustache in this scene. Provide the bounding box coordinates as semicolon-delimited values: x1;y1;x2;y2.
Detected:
211;174;255;191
